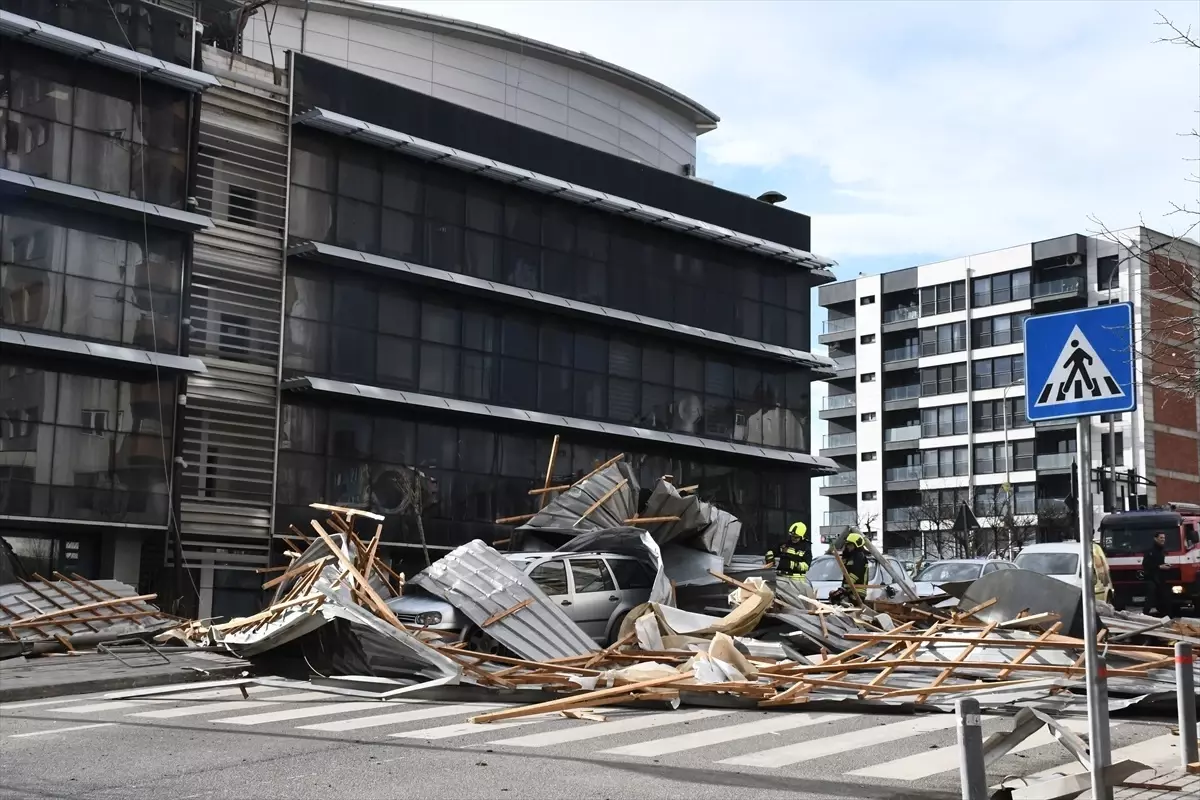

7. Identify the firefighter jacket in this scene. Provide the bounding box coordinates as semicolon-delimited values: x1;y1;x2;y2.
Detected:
842;548;870;593
766;540;811;578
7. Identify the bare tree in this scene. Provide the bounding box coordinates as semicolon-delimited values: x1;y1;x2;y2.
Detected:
912;487;976;559
1091;12;1200;397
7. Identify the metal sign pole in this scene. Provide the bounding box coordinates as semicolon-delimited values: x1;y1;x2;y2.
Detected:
1077;414;1113;800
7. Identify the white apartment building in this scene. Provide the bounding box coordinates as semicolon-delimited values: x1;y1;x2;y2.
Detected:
816;230;1200;562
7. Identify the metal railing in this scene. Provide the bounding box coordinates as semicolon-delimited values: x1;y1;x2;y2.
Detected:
823;317;856;334
823;394;857;410
1033;277;1084;298
883;426;921;443
833;355;856;371
885;506;922;524
824;510;859;526
1037;498;1070;515
823;432;857;448
884;384;921;402
885;465;923;482
883;307;919;324
824;471;858;487
1036;453;1076;470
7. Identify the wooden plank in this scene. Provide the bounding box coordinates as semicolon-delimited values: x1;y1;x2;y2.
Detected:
915;622;998;704
539;434;561;510
583;631;636;669
469;670;694;723
573;478;628;528
5;611;177;631
213;593;325;632
437;648;602;676
495;513;537;525
16;593;158;626
482;598;534;627
956;597;998;620
624;516;681;525
309;503;385;521
528;484;571;496
997;622;1063;680
571;453;625;488
15;580;101;632
262;556;332;591
309;520;409;633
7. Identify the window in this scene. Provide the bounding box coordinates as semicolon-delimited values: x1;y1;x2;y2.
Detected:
1097;255;1120;290
919;281;966;316
569;558;615;593
861;334;876;344
529;561;568;595
919;322;967;356
606;558;653;590
972;355;1025;389
922;446;968;478
920;364;968;397
860;295;876;305
973;398;1028;432
1101;432;1125;466
921;404;968;437
973;270;1031;307
861;412;877;422
861;373;876;383
862;452;877;461
971;313;1029;348
862;491;877;501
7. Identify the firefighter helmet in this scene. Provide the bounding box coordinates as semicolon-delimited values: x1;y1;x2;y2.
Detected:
788;521;808;539
844;530;866;549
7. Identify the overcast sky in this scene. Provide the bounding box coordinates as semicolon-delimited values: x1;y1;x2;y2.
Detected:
380;0;1198;525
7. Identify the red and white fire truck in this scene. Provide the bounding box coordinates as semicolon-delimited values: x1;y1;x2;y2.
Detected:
1100;501;1200;614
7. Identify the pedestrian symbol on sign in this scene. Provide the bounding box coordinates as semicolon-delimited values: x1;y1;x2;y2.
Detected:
1034;325;1124;407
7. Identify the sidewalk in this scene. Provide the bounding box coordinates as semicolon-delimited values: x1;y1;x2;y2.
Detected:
1113;768;1199;800
0;648;251;703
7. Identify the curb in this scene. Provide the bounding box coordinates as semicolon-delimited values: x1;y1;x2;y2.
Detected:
0;663;251;704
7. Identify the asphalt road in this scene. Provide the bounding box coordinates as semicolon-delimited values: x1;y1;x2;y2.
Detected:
0;684;1185;800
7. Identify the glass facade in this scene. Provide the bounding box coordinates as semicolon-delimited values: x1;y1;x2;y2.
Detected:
277;401;810;560
287;130;812;347
0;1;196;67
1;203;184;352
0;360;176;525
284;264;810;451
0;42;192;208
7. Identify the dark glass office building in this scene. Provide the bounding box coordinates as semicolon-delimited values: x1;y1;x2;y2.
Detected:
1;0;836;617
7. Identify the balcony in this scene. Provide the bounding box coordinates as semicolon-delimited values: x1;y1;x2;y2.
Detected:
831;355;856;376
883;344;920;371
883;384;921;410
1032;276;1086;304
819;316;857;344
1036;452;1076;472
884;506;922;528
820;394;857;420
884;465;923;483
822;432;857;449
883;426;921;451
883;307;919;325
1037;498;1071;518
824;510;859;527
821;471;858;495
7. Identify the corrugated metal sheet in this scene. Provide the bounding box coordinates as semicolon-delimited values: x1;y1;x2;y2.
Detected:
410;540;597;661
518;463;640;535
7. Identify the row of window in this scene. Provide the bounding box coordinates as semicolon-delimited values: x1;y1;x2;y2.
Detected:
283;267;811;450
878;314;1028;365
972;270;1032;308
1;44;191;208
0;1;196;67
970;312;1030;349
277;402;810;552
287;130;810;344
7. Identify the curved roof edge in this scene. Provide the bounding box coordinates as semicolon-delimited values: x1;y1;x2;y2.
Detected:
267;0;720;128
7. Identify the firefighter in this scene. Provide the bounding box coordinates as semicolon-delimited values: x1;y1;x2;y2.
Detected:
765;522;812;590
1091;540;1112;604
829;530;870;604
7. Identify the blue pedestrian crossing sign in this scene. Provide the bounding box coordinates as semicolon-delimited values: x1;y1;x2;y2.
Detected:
1024;303;1136;422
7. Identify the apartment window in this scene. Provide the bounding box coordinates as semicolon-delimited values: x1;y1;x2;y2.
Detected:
920;363;968;397
1101;432;1125;466
973;398;1028;432
862;452;877;462
972;355;1024;390
924;487;969;520
972;270;1031;307
971;312;1030;348
860;295;876;305
861;412;877;422
1097;255;1120;290
1011;440;1035;471
862;491;877;501
919;322;967;356
919;281;966;316
861;334;876;344
861;373;876;383
921;404;968;438
922;446;969;478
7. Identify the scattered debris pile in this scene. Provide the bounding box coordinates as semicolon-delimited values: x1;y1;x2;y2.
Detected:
0;574;182;658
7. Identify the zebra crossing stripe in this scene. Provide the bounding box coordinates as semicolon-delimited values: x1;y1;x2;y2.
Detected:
298;703;499;733
57;701;145;714
601;712;851;758
389;719;539;741
489;709;733;748
721;714;958;768
212;700;414;726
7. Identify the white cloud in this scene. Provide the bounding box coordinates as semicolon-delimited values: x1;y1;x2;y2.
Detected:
373;0;1198;260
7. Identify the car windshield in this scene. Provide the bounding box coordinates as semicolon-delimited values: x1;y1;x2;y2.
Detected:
806;556;843;581
1101;526;1177;556
1015;552;1079;576
915;562;982;583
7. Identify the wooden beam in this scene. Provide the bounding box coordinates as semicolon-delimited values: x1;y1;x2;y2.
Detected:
495;513;537;525
572;453;625;488
16;579;102;632
623;516;681;525
539;434;561;509
309;520;409;633
573;478;628;528
482;598;534;628
583;631;636;669
16;593;158;626
309;503;385;521
469;671;694;724
262;555;332;591
915;622;998;704
997;622;1063;680
528;484;571;496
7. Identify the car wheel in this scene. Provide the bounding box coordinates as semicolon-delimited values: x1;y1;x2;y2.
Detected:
608;612;630;646
461;624;502;656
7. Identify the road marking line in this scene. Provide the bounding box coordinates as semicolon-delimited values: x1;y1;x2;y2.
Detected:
0;695;108;711
850;717;1101;780
489;709;733;748
212;699;420;726
56;701;145;714
601;713;851;758
720;714;959;768
9;723;114;738
128;700;285;719
390;719;539;740
299;703;499;732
